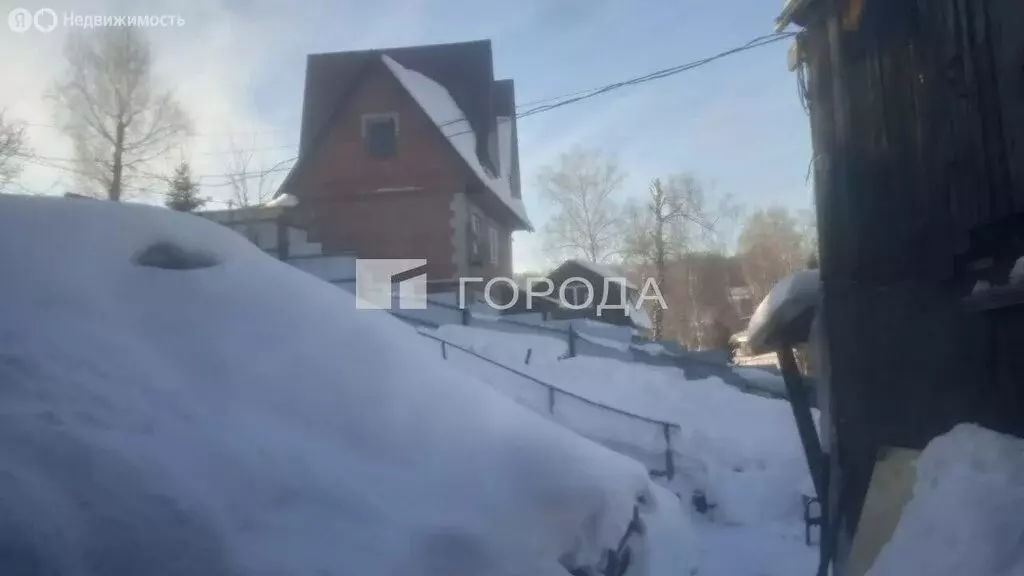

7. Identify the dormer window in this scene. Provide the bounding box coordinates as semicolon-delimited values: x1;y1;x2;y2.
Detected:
362;113;398;158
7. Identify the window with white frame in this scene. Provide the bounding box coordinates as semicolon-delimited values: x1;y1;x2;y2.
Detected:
489;226;499;265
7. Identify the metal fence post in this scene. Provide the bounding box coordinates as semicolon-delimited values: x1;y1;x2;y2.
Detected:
663;424;675;481
525;348;532;365
441;341;448;360
547;387;556;414
461;305;470;326
568;325;577;358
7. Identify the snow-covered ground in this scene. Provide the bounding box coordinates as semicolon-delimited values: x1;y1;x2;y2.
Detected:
0;195;694;576
427;324;820;575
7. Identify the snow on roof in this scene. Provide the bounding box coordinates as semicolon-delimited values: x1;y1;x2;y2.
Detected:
630;305;653;331
497;116;513;185
866;424;1024;576
0;194;690;575
263;193;298;208
381;55;533;231
745;270;820;355
567;259;638;290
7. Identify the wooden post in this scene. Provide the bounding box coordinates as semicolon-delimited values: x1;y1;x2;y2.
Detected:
778;346;826;499
441;341;447;360
547;387;556;414
525;348;532;365
568;325;577;358
663;423;675;481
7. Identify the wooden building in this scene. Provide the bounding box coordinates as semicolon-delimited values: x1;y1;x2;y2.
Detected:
778;0;1024;573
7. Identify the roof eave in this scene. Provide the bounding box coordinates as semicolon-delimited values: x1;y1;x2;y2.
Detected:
775;0;817;31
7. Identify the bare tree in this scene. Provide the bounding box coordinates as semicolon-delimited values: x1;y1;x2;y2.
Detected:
221;140;293;243
622;175;713;340
0;111;29;192
49;28;189;200
537;146;624;263
737;205;807;302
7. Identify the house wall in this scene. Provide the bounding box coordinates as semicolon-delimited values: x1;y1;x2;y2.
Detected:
288;60;466;280
287;58;516;280
463;194;513;279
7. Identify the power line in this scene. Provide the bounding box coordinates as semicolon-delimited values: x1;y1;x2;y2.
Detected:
20;120;297;139
16;31;794;189
436;32;795;134
16;153;297;182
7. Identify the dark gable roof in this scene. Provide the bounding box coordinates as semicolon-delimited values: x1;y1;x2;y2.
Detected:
298;39;497;175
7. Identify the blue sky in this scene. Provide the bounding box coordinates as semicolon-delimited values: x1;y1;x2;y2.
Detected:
3;0;812;272
250;0;814;271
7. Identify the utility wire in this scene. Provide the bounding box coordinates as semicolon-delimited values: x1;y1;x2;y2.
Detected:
438;32;796;137
18;31;794;188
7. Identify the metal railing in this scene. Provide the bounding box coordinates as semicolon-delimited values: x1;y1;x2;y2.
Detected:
416;329;679;480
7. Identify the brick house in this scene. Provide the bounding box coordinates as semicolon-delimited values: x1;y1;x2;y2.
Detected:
274;40;532;287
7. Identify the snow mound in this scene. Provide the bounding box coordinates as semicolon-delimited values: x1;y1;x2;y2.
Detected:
381;55;532;230
867;424;1024;576
0;195;691;575
746;270;820;355
1011;257;1024;285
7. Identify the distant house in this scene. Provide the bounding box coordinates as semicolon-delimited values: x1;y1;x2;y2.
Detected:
200;196;324;259
271;40;531;290
505;259;653;333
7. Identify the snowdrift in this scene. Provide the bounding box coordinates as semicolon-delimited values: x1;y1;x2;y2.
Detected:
867;424;1024;576
435;328;819;575
0;195;692;576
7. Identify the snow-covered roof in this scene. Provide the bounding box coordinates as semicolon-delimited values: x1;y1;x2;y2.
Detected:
497;116;513;187
745;270;820;355
565;259;638;291
0;194;691;575
381;55;532;231
263;193;299;208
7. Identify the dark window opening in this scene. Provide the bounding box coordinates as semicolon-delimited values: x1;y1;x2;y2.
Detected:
363;115;397;158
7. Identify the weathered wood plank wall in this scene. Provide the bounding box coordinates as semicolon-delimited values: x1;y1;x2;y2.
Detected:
801;0;1024;557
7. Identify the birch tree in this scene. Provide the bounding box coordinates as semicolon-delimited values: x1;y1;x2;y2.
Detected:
622;175;713;340
49;28;189;200
536;146;624;264
737;206;807;302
